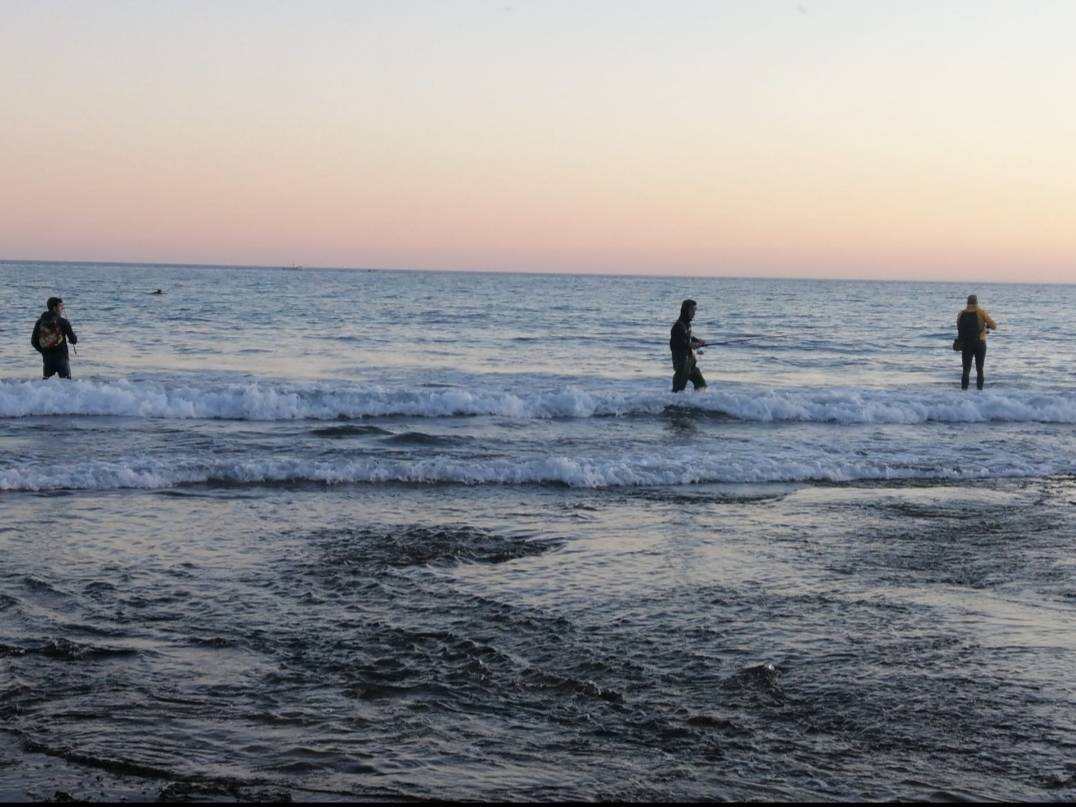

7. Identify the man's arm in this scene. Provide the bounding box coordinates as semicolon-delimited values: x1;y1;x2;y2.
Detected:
981;311;997;331
62;318;77;345
31;320;41;352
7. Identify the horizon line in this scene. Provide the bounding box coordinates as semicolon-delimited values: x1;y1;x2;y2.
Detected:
1;256;1072;287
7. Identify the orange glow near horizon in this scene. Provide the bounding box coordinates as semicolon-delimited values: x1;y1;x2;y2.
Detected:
2;1;1074;283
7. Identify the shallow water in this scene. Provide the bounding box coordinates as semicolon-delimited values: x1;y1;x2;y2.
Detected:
1;262;1074;800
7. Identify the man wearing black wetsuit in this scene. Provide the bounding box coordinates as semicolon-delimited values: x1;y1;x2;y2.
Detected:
31;297;78;379
670;298;707;392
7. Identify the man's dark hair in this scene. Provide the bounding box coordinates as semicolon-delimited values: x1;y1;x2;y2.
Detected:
679;299;697;321
47;297;63;312
967;294;978;305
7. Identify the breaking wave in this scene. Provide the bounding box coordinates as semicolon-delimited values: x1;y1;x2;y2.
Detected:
1;452;1070;492
2;378;1076;424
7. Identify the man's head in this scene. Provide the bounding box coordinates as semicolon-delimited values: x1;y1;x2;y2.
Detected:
967;294;978;306
46;297;64;313
679;299;697;322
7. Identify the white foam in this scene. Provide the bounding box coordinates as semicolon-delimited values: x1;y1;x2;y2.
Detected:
693;387;1076;425
2;378;1075;424
1;450;1069;492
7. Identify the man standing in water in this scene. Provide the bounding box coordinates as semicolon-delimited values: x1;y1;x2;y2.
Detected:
957;294;997;390
670;298;707;392
31;297;78;379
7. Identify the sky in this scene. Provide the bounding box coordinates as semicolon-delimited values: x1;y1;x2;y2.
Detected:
1;0;1074;282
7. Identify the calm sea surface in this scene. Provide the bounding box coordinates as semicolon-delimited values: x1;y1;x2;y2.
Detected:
2;261;1075;801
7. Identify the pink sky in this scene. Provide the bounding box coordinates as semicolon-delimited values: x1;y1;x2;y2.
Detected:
2;1;1074;282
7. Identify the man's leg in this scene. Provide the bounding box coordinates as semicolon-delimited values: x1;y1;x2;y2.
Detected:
42;356;71;379
689;364;706;390
671;355;689;392
975;342;986;390
961;347;974;390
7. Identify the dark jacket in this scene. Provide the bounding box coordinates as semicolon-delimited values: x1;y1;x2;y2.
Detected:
670;318;693;355
31;311;77;358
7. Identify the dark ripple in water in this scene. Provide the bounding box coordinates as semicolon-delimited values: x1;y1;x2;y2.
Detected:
310;424;392;438
720;662;785;705
313;524;564;570
632;487;792;505
16;736;299;804
850;494;1069;590
0;638;137;661
380;431;471;447
22;576;66;596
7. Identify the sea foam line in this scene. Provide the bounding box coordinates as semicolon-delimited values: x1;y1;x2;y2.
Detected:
1;453;1069;492
2;378;1075;424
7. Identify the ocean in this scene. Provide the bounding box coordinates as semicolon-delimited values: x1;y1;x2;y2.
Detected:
1;261;1074;801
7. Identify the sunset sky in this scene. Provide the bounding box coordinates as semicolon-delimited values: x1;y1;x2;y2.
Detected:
2;0;1074;281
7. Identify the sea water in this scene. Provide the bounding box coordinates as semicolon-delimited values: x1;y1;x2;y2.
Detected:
1;261;1074;800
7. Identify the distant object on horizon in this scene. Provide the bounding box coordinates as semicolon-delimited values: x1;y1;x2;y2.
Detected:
283;265;303;271
151;289;163;294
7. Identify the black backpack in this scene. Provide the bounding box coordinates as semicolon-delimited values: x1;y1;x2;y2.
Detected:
957;310;980;343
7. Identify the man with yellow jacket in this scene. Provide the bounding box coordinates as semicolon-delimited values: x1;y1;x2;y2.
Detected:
957;294;997;390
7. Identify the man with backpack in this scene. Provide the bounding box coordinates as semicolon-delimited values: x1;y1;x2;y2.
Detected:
31;297;78;379
956;294;997;390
